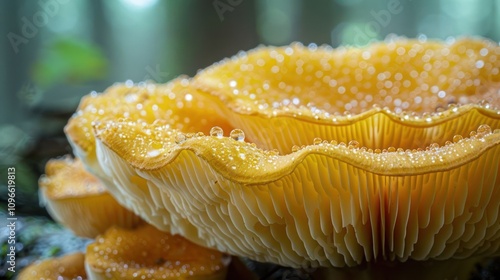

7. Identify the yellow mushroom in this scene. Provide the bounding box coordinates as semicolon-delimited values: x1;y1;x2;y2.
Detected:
39;156;142;238
85;224;230;280
17;252;87;280
65;37;500;278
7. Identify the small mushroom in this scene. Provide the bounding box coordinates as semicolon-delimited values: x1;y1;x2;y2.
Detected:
85;224;230;279
17;252;87;280
39;156;142;238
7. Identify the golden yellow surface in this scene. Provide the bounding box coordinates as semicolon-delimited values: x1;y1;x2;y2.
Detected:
40;156;106;199
85;224;229;279
194;39;500;115
39;156;142;238
65;77;233;158
17;252;87;280
65;37;500;267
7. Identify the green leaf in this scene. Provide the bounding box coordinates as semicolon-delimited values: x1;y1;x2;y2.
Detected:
32;38;108;88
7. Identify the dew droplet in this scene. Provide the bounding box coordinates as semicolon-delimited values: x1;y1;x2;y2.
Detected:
479;100;491;109
268;149;279;156
330;140;338;145
230;129;245;141
210;126;223;138
429;143;439;149
292;145;300;152
146;149;161;157
348;140;359;149
387;147;396;152
453;135;463;143
175;133;186;144
476;124;492;136
313;137;322;145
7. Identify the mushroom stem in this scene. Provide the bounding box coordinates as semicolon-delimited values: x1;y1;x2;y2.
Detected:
312;257;489;280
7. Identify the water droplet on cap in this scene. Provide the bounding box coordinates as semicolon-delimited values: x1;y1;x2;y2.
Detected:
175;133;186;144
265;149;278;156
348;140;359;149
210;126;224;138
453;135;463;143
146;149;161;157
230;129;245;141
479;100;491;109
477;124;492;136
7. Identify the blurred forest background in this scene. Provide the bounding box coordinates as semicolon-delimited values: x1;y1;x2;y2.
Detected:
0;0;500;278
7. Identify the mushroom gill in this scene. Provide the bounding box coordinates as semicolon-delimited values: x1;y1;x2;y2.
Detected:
85;224;230;280
39;156;142;238
94;119;500;268
17;252;87;280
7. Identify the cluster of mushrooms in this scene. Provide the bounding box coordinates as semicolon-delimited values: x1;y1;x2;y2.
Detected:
19;37;500;280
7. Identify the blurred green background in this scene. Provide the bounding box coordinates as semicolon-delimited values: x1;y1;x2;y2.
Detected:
0;0;500;278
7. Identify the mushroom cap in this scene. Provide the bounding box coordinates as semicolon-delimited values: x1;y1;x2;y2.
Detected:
64;77;233;178
94;120;500;267
17;252;87;280
39;156;142;238
85;224;230;279
192;38;500;153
